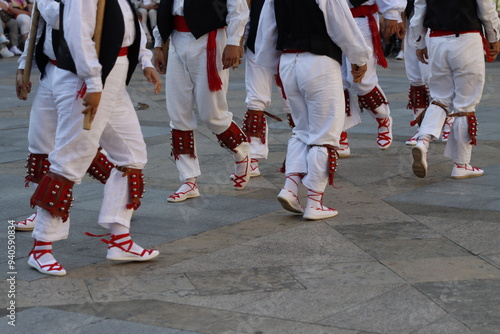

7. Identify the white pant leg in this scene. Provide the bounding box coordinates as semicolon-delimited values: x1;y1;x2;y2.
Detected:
417;103;448;139
16;14;31;36
137;8;150;38
175;145;201;181
346;17;390;119
97;57;148;228
32;209;70;242
302;146;329;193
28;63;58;154
148;9;157;29
443;33;485;163
193;30;234;134
404;21;429;86
285;135;308;174
245;50;274;159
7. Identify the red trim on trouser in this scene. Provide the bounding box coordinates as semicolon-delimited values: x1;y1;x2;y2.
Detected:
30;172;74;222
407;85;429;111
25;153;50;187
174;16;222;91
215;122;247;152
116;167;145;210
170;129;196;160
350;4;387;68
358;86;387;113
344;90;351;117
243;110;267;144
87;148;115;184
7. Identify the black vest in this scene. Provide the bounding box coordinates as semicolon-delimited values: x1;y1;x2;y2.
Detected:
274;0;342;64
406;0;414;19
246;0;265;53
424;0;482;34
350;0;367;8
157;0;228;42
57;0;141;86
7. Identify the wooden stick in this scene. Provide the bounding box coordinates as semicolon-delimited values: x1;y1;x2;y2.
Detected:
83;0;106;130
20;1;40;99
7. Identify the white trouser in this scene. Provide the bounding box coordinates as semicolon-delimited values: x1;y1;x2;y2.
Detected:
418;33;485;164
137;8;157;38
280;52;344;192
32;57;147;242
16;13;31;36
245;50;275;159
343;17;390;119
341;64;362;131
28;63;58;155
166;29;234;178
404;20;430;86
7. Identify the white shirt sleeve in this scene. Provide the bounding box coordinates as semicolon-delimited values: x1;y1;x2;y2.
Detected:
254;0;280;69
409;0;428;49
225;0;249;46
138;23;154;69
320;0;371;66
477;0;500;42
375;0;406;20
63;0;103;92
37;0;60;29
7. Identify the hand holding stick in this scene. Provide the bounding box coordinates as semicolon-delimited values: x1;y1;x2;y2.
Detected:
83;0;106;130
20;1;40;100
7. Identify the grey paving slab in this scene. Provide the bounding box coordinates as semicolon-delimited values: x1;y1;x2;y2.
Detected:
318;285;447;334
415;279;500;334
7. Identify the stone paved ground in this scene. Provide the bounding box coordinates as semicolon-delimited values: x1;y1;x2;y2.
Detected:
0;54;499;334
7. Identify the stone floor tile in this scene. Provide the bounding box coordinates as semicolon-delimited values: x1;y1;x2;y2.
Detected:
412;315;475;334
287;261;405;288
414;279;500;334
16;279;93;308
354;238;471;261
318;285;446;333
84;273;197;303
382;256;500;283
0;307;101;334
186;267;304;296
335;221;441;241
235;284;403;323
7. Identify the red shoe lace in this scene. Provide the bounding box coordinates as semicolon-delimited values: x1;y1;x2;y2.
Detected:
339;132;349;147
307;189;335;212
283;173;303;203
86;233;156;257
250;158;259;173
454;163;480;172
376;117;392;148
233;156;249;188
17;212;37;227
29;240;64;272
168;181;198;200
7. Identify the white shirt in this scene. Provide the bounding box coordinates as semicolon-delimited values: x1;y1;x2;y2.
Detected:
63;0;153;92
18;0;60;69
153;0;249;47
410;0;500;49
255;0;372;69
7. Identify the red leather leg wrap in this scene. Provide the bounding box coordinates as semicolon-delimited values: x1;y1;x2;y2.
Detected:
242;110;267;144
87;148;115;184
311;145;339;187
30;172;74;222
216;121;247;152
468;115;478;146
407;85;430;112
116;167;145;210
25;153;51;187
287;113;295;129
344;90;351;117
358;86;388;113
170;129;196;160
